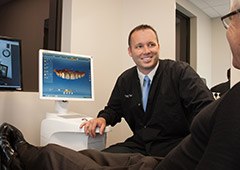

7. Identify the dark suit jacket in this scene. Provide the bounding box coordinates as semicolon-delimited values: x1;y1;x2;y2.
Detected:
211;80;230;97
98;59;214;156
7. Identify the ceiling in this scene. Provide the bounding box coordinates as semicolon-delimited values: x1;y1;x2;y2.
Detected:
0;0;230;18
187;0;230;18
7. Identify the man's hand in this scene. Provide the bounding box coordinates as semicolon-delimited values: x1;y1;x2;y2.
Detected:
80;117;106;138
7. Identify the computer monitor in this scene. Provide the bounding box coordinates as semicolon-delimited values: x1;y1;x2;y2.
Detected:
39;49;94;114
0;36;22;91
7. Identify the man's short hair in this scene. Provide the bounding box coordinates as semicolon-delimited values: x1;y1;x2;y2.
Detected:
128;24;159;47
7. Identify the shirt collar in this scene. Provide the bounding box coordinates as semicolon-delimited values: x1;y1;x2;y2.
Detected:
137;61;159;86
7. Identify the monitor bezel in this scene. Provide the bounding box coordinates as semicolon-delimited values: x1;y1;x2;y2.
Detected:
39;49;94;101
0;36;23;91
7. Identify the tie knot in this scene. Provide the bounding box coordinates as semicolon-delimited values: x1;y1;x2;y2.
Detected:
143;76;150;86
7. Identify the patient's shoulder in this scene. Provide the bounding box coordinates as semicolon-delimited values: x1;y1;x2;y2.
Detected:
224;82;240;98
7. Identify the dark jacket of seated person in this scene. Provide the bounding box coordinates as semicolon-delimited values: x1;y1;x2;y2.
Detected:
98;59;214;157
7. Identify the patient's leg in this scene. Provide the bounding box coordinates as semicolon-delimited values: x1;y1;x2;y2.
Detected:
18;143;103;170
1;123;160;169
18;143;160;170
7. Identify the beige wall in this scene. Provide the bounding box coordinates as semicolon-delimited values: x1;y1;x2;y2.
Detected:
211;18;231;87
0;92;53;145
0;0;230;146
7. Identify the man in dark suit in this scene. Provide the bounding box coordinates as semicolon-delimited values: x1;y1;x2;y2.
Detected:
81;24;214;157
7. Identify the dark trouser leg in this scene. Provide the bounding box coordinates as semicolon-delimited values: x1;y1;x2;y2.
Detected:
17;143;102;170
17;143;161;170
80;149;162;170
102;142;148;156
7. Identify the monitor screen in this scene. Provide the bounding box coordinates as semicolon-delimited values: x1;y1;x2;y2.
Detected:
0;36;22;91
39;49;94;103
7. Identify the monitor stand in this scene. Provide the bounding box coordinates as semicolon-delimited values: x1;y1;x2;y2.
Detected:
54;100;85;118
55;100;69;114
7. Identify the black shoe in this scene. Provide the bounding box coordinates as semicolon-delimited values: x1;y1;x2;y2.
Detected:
1;158;8;170
0;123;24;170
0;123;26;151
0;135;17;169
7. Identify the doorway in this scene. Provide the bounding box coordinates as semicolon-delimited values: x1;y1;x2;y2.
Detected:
176;10;190;64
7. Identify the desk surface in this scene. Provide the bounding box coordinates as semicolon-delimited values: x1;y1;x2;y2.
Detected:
40;112;109;150
44;112;111;133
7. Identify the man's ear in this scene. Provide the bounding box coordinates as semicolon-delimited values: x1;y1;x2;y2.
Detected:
128;47;132;57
